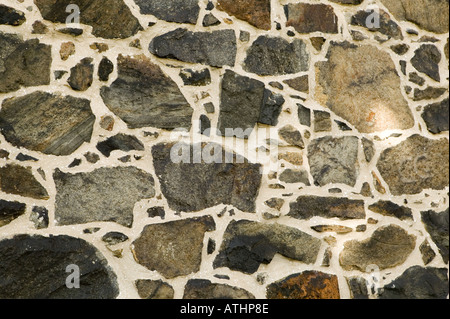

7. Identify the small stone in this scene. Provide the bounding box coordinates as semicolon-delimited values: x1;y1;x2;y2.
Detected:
314;111;332;132
84;152;100;163
147;206;165;219
288;196;365;220
421;98;449;134
329;0;363;4
134;0;200;24
99;115;115;131
391;43;410;55
372;171;386;194
96;134;144;157
0;149;9;159
202;13;221;27
68;58;94;91
266;271;340;299
285;3;338;34
0;5;26;26
283;75;309;93
204;102;215;114
408;72;425;86
421;209;449;263
328;188;342;194
0;164;48;200
89;42;109;53
264;198;285;211
0;199;26;227
321;247;332;267
239;30;250;42
368;200;414;221
298;104;311;127
183;279;255;299
54;70;67;80
350;30;368;41
129;39;141;49
16;153;38;162
217;0;271;30
199;115;211;136
356;225;366;232
101;232;129;245
420;240;436;265
346;277;369;299
278;125;304;148
411;44;441;82
179;68;211;86
311;225;352;234
361;138;375;162
279;169;310;185
207;238;216;255
68;158;82;168
135;280;174;299
29;206;49;229
98;57;114;82
413;87;447;101
31;20;48;34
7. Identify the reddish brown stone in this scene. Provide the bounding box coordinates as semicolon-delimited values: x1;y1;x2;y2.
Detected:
285;3;338;34
217;0;271;30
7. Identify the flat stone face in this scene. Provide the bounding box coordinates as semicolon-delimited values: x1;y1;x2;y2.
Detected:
152;142;262;213
288;196;366;220
131;216;215;279
0;33;51;93
96;134;144;157
34;0;142;39
244;36;309;76
149;29;237;68
421;209;449;263
380;0;449;34
54;167;155;227
378;266;449;299
266;271;340;299
0;234;119;299
213;220;321;274
0;91;95;156
0;5;26;26
100;54;193;130
376;135;449;195
0;164;49;200
316;42;414;133
307;136;359;186
0;199;26;227
411;44;441;82
183;279;255;299
217;0;271;30
339;224;416;271
351;9;403;40
285;3;338;34
134;0;199;24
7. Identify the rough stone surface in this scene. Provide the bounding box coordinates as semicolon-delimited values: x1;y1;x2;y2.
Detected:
0;91;95;156
316;42;414;133
179;68;211;86
421;98;449;134
285;3;338;34
346;277;369;299
98;56;114;82
421;209;449;263
368;200;414;221
339;224;416;271
132;216;215;279
100;54;193;130
214;220;321;274
279;169;310;185
376;135;449;195
283;75;309;93
266;271;340;299
0;199;26;227
217;0;271;30
96;134;144;157
135;279;174;299
0;5;26;26
54;167;155;227
0;164;48;200
183;279;255;299
411;44;442;82
68;58;94;91
134;0;199;24
0;234;119;298
351;9;403;40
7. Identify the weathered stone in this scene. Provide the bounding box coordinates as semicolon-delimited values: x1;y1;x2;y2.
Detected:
278;125;304;148
266;271;340;299
214;220;321;274
134;0;199;24
147;206;165;219
101;232;129;246
368;200;413;221
411;44;441;82
149;29;236;68
421;98;449;134
132;216;215;278
314;111;332;132
298;104;311;127
413;87;447;101
378;266;448;299
54;166;155;227
288;196;366;220
0;164;48;200
330;0;363;4
202;13;221;27
68;58;94;91
135;279;174;299
0;234;119;298
283;75;309;93
199;115;211;136
0;199;26;227
421;209;449;264
420;240;436;265
34;0;142;39
259;92;285;126
179;69;211;86
346;277;369;299
60;42;75;61
32;21;49;34
204;102;215;114
0;32;51;93
308;136;359;186
29;206;49;229
380;0;449;34
376;135;449;195
98;56;114;82
311;225;352;234
285;3;338;34
339;224;416;271
152;142;262;213
100;54;193;130
96;134;144;157
217;0;271;30
316;42;414;133
278;152;303;165
183;279;255;299
264;198;285;211
361;138;375;163
0;91;95;156
244;36;309;76
57;27;83;36
279;169;310;185
409;72;425;86
351;9;403;40
0;5;26;26
310;37;326;52
391;43;410;55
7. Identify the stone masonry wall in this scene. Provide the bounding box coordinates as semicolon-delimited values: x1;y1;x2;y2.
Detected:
0;0;448;299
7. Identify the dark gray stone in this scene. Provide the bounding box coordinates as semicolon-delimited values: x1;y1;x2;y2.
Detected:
0;164;49;200
314;111;331;132
0;199;26;227
68;58;94;91
413;87;447;101
351;9;403;40
297;104;311;127
0;5;26;26
411;44;441;82
101;232;129;245
179;68;211;86
183;279;255;299
135;279;174;299
368;200;413;221
202;13;221;27
421;209;449;263
96;134;144;157
422;98;449;134
199;115;211;136
30;206;49;229
279;169;310;185
133;0;200;24
285;3;338;34
361;138;375;162
98;56;114;82
147;206;165;219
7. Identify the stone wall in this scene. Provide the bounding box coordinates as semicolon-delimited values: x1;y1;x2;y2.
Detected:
0;0;448;299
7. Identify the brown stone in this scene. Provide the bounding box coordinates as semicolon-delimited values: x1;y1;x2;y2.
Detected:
285;3;338;34
135;280;174;299
311;225;353;234
60;42;75;61
283;75;309;93
0;164;49;200
68;58;94;91
217;0;271;30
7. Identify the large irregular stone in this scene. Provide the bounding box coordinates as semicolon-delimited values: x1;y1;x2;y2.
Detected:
316;42;414;133
411;44;441;82
0;199;26;227
0;91;95;156
288;196;365;220
266;271;340;299
0;164;49;200
0;234;119;298
218;70;284;138
100;54;193;130
0;32;51;93
376;135;449;195
380;0;449;34
307;136;359;186
54;166;155;227
33;0;142;39
421;209;449;263
368;200;413;221
183;279;255;299
285;3;338;34
243;36;309;76
149;28;236;68
213;220;321;274
133;0;199;24
131;216;215;279
152;142;262;213
217;0;271;30
339;224;416;271
351;9;403;40
0;5;26;26
378;266;448;299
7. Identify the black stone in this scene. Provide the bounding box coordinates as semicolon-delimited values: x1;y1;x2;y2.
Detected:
68;158;82;168
422;98;449;134
179;68;211;86
147;206;165;219
57;28;83;36
351;9;403;40
0;199;26;227
421;209;449;263
134;0;200;24
96;134;144;157
346;277;369;299
16;153;38;162
0;5;26;26
183;279;255;299
411;44;441;82
101;232;129;245
98;56;114;82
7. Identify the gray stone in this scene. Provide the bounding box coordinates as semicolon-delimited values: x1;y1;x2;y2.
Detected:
413;87;447;101
0;164;49;200
100;54;193;130
217;0;271;30
0;91;95;156
278;125;304;148
279;169;310;185
361;138;375;162
421;209;449;263
183;279;255;299
96;134;144;157
346;277;369;299
179;68;211;86
307;136;359;186
351;9;403;40
54;166;155;227
0;4;26;26
29;206;49;229
314;111;332;132
135;279;174;299
0;234;119;298
0;199;26;227
329;0;363;4
98;56;114;82
68;58;94;91
297;104;311;127
420;240;436;265
283;75;309;93
149;28;236;68
368;200;413;221
421;98;449;134
411;44;441;82
202;13;221;27
133;0;199;24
